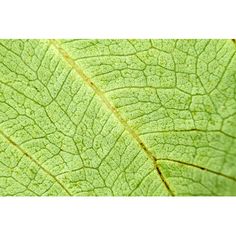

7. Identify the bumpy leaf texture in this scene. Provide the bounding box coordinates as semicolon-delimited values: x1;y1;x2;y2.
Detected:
0;39;236;196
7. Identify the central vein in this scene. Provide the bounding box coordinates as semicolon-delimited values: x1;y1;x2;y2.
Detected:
49;39;175;196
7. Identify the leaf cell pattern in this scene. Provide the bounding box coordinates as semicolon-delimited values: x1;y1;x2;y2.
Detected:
0;39;236;196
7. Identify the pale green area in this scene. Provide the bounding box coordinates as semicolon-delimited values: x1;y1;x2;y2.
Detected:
0;39;236;196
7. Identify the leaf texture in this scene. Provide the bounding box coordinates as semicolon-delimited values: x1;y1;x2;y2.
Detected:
0;39;236;196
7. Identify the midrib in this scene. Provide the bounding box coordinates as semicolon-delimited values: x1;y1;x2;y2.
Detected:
49;39;175;196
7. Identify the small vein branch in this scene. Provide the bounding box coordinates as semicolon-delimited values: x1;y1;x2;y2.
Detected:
0;130;72;196
158;158;236;182
49;39;175;196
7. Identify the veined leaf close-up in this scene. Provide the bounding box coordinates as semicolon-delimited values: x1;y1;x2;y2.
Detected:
0;39;236;196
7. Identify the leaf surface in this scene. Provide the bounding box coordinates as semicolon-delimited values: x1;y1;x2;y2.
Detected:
0;39;236;196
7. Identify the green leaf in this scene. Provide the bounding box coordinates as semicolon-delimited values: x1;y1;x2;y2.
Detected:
0;39;236;196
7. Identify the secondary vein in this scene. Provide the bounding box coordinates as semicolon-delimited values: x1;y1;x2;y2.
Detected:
49;39;175;196
0;129;72;196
